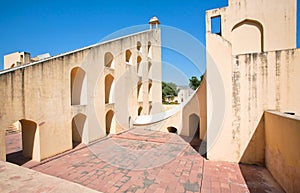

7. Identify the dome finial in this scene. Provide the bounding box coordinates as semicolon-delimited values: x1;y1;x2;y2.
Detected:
149;16;160;29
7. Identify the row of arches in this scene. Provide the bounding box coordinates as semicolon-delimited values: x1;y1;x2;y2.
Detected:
104;41;152;68
70;67;115;105
4;112;199;165
71;41;154;105
137;80;152;102
137;104;152;116
72;110;115;147
137;61;152;77
137;41;152;56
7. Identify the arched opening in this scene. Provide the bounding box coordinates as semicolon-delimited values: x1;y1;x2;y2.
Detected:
21;120;38;160
167;127;178;134
231;19;264;55
104;52;114;68
189;114;202;154
138;106;143;116
148;82;152;93
148;82;152;101
106;110;115;135
137;56;142;64
137;81;142;102
148;62;152;78
72;113;86;148
149;105;152;114
147;41;152;58
125;49;132;64
105;74;115;104
148;62;152;72
6;119;39;165
189;114;200;136
128;116;133;129
137;56;142;75
137;41;142;52
71;67;87;105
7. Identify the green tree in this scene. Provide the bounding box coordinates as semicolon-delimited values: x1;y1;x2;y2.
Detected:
189;75;204;90
162;82;179;102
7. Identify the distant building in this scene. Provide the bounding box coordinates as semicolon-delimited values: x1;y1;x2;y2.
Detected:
4;52;31;69
177;86;193;103
4;52;51;69
31;53;51;62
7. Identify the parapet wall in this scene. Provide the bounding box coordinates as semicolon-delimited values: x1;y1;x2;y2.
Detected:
233;49;300;163
265;111;300;193
207;44;300;162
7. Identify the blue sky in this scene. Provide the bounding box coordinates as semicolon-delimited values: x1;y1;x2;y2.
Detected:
0;0;298;85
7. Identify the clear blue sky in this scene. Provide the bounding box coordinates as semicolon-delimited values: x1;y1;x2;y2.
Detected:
0;0;299;85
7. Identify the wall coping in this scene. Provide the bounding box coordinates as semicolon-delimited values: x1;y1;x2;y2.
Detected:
0;29;154;75
266;110;300;121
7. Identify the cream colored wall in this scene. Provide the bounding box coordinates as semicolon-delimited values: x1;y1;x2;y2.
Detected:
181;77;207;138
235;49;300;163
197;76;207;141
0;129;5;161
0;57;75;161
164;111;182;134
0;29;162;161
231;22;262;55
206;0;299;162
265;111;300;193
207;46;300;163
206;33;233;161
138;73;206;142
207;0;296;55
101;29;161;135
4;52;31;69
152;74;207;139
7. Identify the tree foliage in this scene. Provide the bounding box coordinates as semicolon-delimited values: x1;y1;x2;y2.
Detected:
189;75;204;90
162;82;179;102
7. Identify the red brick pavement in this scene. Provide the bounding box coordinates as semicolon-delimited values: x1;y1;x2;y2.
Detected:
5;129;284;193
5;133;22;154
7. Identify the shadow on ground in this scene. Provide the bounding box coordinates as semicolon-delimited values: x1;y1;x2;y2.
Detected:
239;164;285;193
6;150;31;166
180;128;207;159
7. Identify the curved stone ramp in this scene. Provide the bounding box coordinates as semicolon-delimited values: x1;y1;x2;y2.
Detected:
134;103;182;126
134;87;198;126
0;161;99;193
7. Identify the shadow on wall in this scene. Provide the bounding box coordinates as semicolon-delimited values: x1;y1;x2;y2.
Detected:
6;119;38;165
239;115;265;166
72;113;86;148
237;113;285;192
238;111;300;192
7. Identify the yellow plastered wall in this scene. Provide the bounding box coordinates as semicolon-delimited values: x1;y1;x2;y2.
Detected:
265;111;300;193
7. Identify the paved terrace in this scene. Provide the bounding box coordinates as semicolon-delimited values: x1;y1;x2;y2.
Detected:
5;129;284;193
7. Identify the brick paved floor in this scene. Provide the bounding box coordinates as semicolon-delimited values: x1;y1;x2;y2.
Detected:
5;133;22;155
0;161;98;193
5;129;284;193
